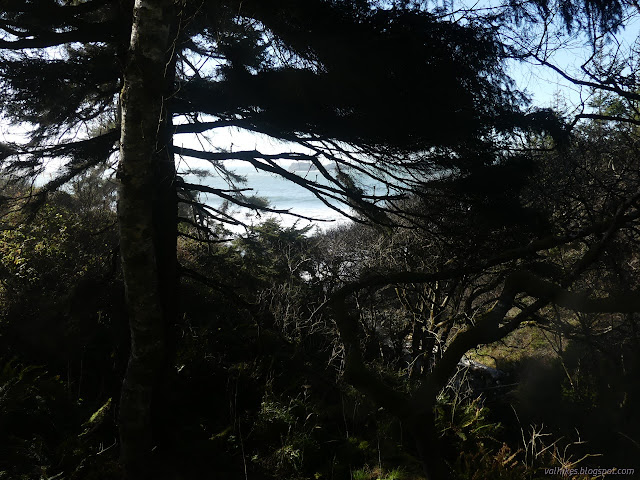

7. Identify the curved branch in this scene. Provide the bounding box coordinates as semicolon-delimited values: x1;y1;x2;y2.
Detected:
325;205;640;301
328;295;411;418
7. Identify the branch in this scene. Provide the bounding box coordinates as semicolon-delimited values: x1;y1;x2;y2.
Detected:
411;266;640;412
178;265;251;307
176;145;419;226
178;195;249;227
576;113;640;127
175;146;315;163
534;55;640;102
326;205;640;300
178;231;232;244
510;271;640;314
0;26;111;49
3;129;119;160
174;120;244;134
329;194;640;414
173;119;272;136
179;180;332;222
328;295;411;418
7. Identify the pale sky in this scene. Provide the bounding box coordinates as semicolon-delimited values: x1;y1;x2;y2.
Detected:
504;10;640;112
3;5;639;180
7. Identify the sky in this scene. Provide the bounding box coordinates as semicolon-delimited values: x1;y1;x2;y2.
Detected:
503;10;640;112
179;4;640;170
175;10;640;229
3;3;639;187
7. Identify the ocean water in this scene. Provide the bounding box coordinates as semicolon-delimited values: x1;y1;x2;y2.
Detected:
183;163;382;231
41;160;382;232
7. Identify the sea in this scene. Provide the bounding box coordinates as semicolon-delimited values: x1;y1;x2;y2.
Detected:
41;159;383;234
182;162;383;233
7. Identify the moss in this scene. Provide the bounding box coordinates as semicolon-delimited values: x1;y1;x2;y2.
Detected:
472;324;557;371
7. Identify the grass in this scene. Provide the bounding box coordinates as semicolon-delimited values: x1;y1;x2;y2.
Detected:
470;324;557;370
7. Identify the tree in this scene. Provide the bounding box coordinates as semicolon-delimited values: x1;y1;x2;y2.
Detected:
309;3;640;476
310;101;640;478
0;0;584;478
116;1;176;475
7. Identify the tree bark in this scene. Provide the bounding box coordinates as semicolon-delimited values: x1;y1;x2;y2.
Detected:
410;411;451;480
329;295;452;478
150;34;179;453
117;1;175;477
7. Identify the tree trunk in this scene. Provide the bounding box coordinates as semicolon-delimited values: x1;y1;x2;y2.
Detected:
150;44;179;453
409;319;422;378
117;1;175;477
409;409;452;480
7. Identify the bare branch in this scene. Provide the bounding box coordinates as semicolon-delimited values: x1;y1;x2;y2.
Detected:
534;55;640;102
576;113;640;127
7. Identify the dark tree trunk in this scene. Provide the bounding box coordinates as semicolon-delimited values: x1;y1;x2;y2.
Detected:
410;318;425;378
117;1;176;477
332;297;453;479
408;409;452;480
